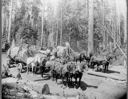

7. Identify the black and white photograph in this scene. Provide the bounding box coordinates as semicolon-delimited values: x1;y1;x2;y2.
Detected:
1;0;127;99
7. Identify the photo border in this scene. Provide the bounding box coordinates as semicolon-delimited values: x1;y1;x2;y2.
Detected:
0;0;127;99
0;0;2;98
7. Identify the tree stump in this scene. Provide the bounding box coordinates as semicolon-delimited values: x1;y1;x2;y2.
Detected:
41;83;50;95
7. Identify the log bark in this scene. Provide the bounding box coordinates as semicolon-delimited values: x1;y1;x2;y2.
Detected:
87;71;126;81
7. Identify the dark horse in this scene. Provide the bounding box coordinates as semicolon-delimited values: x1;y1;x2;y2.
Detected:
73;62;87;87
72;52;90;63
90;56;113;72
80;52;93;67
102;56;113;72
40;58;49;77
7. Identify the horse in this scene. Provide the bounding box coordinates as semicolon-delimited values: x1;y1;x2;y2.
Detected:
90;56;113;72
102;56;113;72
40;58;48;77
72;52;87;63
61;63;70;87
60;61;77;87
26;57;35;74
73;61;88;87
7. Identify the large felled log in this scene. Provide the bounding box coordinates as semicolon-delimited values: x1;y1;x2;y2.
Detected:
87;70;126;81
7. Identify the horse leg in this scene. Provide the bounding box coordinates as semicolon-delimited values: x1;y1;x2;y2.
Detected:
104;64;106;72
106;62;109;72
79;73;83;87
97;65;99;71
33;66;35;75
74;73;77;86
76;59;77;63
33;66;36;76
41;66;44;77
80;58;82;63
66;75;69;87
52;71;54;81
62;75;64;85
68;73;70;83
107;64;108;72
69;73;72;86
27;65;29;74
42;69;44;77
20;63;22;73
103;64;106;73
70;74;73;85
105;64;108;72
75;77;77;87
102;64;105;72
31;65;34;75
52;70;55;81
56;74;58;83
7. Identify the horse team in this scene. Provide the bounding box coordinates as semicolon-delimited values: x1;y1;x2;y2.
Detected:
6;43;113;87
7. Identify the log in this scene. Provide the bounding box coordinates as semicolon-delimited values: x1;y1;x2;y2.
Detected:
2;78;50;97
87;70;126;81
2;78;78;99
40;95;79;99
39;95;63;99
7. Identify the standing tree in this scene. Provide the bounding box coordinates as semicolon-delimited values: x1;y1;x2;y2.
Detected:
7;0;12;44
60;0;63;46
102;0;105;49
124;0;127;43
88;0;94;55
41;5;44;48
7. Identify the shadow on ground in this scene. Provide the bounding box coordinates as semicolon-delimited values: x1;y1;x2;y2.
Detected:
106;70;120;74
95;69;120;74
58;80;98;91
79;81;98;91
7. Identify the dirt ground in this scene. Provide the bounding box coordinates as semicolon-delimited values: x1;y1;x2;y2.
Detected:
2;53;127;99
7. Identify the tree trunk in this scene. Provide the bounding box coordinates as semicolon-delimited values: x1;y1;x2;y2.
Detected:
30;5;33;27
2;8;4;36
116;0;120;46
110;41;112;53
105;30;108;49
56;21;58;46
69;33;71;45
52;22;54;47
8;0;12;44
113;15;116;49
60;3;63;46
86;0;88;17
88;0;94;55
102;0;105;49
124;0;127;43
41;9;44;48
